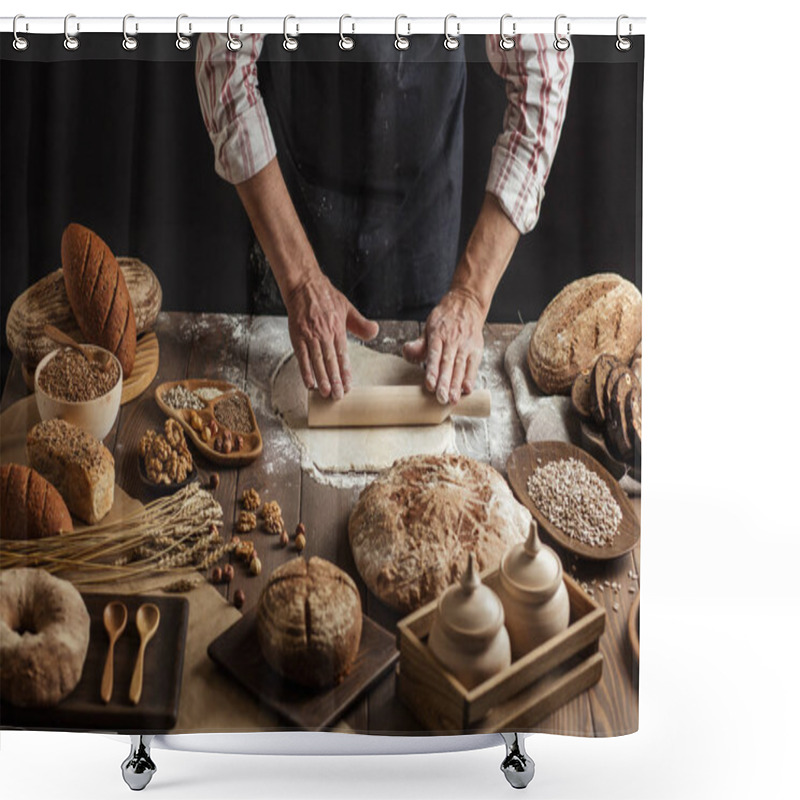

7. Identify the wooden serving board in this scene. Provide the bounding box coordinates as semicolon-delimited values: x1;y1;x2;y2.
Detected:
506;441;640;561
155;379;262;466
0;593;188;733
579;420;641;484
208;611;398;732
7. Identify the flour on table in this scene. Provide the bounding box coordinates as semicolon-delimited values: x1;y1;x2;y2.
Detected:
271;347;457;474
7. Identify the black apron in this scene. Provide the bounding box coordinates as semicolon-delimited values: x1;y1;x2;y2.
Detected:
254;35;466;319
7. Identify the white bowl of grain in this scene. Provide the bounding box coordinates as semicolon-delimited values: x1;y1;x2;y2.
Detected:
34;345;123;442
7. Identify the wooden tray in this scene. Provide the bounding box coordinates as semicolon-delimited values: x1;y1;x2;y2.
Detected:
0;593;188;733
506;441;640;560
628;592;640;661
396;571;605;732
23;331;160;406
155;379;262;467
208;611;398;732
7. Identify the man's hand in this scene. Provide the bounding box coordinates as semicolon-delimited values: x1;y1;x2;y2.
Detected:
403;289;486;405
287;272;379;399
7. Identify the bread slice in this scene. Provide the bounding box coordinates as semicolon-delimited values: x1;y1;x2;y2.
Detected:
27;419;115;524
606;370;636;463
61;223;137;378
590;354;619;425
626;382;642;454
571;367;593;419
0;463;73;540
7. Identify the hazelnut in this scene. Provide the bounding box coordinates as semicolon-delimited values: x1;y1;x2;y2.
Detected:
211;566;223;584
236;435;245;452
295;522;306;538
208;472;220;490
223;563;235;583
279;530;289;548
249;556;262;576
295;533;306;552
232;535;241;545
222;437;233;454
202;426;212;443
209;419;219;436
233;589;245;610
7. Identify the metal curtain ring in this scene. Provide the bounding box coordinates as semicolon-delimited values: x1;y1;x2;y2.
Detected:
394;14;410;51
227;15;242;52
339;15;355;51
499;14;515;50
13;14;29;51
283;15;298;51
443;14;460;51
616;14;632;51
63;13;79;51
554;14;571;51
176;14;192;51
122;14;138;51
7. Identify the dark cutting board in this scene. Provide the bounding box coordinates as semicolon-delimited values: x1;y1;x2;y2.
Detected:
208;611;398;732
1;593;188;733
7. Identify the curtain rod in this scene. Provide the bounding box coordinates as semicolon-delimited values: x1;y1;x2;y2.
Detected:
1;15;646;37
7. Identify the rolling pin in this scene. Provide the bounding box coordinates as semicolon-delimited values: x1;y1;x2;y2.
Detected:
307;386;491;428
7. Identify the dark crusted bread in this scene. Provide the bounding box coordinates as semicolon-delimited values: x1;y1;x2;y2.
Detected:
606;370;636;463
61;223;137;378
570;367;593;419
626;383;642;454
255;557;362;689
590;354;620;425
0;463;73;540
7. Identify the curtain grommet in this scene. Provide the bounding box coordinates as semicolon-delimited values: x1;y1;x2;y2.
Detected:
554;14;571;51
227;15;242;52
283;15;299;51
339;14;355;51
12;15;29;51
63;13;80;51
616;14;632;51
443;14;460;51
176;14;192;51
394;14;410;51
499;14;515;50
122;14;138;51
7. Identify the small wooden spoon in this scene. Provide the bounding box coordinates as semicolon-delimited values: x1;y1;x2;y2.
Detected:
129;603;161;705
101;601;128;703
43;324;113;372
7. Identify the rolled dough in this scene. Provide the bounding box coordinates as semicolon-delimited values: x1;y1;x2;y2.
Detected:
271;347;457;473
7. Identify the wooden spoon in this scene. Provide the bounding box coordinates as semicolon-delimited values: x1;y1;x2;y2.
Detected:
129;603;161;705
101;601;128;703
43;323;113;372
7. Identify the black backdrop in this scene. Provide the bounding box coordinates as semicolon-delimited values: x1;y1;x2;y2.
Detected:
0;35;643;390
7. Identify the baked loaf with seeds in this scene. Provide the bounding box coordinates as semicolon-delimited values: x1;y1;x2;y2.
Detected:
27;419;115;524
528;273;642;394
256;557;362;688
61;223;137;378
605;369;636;462
590;354;619;425
0;464;73;540
348;454;530;614
0;568;90;707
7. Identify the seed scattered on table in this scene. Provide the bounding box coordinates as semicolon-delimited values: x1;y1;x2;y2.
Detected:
526;458;622;547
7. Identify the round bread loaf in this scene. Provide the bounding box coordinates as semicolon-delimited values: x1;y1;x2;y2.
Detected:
348;454;530;614
256;557;362;689
528;273;642;395
61;223;137;378
0;568;90;707
0;463;73;540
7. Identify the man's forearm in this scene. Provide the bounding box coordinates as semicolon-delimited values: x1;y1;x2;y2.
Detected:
235;160;320;300
450;192;521;318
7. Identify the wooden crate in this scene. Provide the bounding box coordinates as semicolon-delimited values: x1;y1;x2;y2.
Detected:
396;572;606;733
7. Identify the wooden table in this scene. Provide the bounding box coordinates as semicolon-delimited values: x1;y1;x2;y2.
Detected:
1;312;639;736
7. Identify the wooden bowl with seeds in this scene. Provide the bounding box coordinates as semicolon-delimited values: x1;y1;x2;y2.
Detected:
506;441;640;561
155;379;262;467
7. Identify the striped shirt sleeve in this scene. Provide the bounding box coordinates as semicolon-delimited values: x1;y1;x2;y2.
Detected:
195;33;277;185
485;34;574;234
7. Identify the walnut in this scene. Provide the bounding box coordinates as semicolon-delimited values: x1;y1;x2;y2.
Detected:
151;435;170;462
241;488;261;511
138;429;156;458
164;418;185;448
236;511;257;533
261;501;284;535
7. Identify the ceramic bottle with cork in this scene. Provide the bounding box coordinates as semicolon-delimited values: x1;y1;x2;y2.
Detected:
427;552;511;689
497;519;570;659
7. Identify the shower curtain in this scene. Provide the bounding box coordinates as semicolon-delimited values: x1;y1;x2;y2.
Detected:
0;23;643;739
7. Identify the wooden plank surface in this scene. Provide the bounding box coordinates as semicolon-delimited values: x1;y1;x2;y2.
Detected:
0;312;639;737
